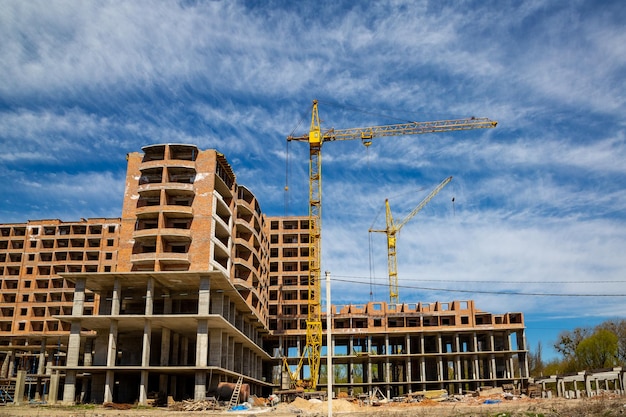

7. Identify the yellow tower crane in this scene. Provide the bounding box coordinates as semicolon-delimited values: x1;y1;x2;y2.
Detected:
286;100;497;389
369;176;452;305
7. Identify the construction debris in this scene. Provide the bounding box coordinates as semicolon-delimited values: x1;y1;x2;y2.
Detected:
169;398;219;411
102;402;133;410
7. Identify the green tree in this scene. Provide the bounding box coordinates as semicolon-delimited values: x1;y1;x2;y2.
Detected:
575;329;618;370
598;319;626;365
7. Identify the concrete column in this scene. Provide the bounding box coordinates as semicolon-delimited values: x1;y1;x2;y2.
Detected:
242;347;251;376
211;292;224;315
139;370;149;405
142;319;152;367
237;313;244;333
160;328;171;366
228;336;235;370
111;278;121;315
164;290;172;314
520;329;528;350
104;320;117;402
386;360;391;386
159;328;171;393
437;357;443;381
181;336;189;365
72;278;86;317
194;313;209;401
406;357;412;386
83;338;93;367
198;277;210;315
48;371;60;404
385;333;389;355
62;366;77;403
420;357;426;383
103;370;114;403
171;333;180;366
101;278;121;404
234;342;243;373
144;276;154;315
222;333;229;369
63;276;85;406
103;319;118;403
170;375;178;400
45;353;53;375
208;329;222;367
194;371;206;401
0;351;10;378
14;370;26;405
8;351;15;378
139;319;152;405
38;338;46;374
230;301;236;326
196;320;209;367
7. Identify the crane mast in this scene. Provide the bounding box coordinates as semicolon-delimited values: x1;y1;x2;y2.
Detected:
370;176;452;304
287;100;497;389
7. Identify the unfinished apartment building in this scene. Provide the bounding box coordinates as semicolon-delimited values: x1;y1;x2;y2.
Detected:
264;217;529;398
1;145;272;404
0;218;120;400
0;144;529;404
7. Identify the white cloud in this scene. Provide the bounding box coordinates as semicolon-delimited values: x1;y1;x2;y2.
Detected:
1;0;625;350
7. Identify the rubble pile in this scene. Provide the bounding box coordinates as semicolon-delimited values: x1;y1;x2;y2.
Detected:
168;398;219;411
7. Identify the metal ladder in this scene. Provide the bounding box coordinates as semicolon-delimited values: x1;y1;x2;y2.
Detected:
228;376;244;409
0;388;13;404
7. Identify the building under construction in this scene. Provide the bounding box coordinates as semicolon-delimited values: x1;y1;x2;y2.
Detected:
0;144;528;404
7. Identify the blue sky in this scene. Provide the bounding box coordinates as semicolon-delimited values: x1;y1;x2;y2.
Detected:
1;0;625;360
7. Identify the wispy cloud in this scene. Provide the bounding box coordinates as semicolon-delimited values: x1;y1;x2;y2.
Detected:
1;0;625;356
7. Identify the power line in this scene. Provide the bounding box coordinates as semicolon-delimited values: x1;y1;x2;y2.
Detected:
336;275;626;285
331;276;626;297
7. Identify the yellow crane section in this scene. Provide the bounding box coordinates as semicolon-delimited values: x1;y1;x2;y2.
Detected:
370;176;452;305
286;100;497;389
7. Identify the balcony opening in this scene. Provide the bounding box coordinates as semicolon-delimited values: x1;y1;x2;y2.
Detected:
139;167;163;184
142;145;165;162
169;144;197;161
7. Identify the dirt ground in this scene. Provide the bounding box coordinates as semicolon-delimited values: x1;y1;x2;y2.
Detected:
1;395;625;417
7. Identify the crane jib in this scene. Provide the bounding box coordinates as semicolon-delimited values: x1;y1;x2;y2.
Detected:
287;119;497;143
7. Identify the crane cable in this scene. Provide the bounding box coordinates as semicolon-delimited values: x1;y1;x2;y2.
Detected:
285;113;305;216
317;99;425;125
368;232;375;302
